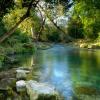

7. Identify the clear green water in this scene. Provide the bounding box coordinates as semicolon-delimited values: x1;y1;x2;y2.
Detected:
35;45;100;99
1;45;100;99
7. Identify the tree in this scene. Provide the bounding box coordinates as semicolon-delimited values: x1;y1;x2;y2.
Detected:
0;0;40;43
37;1;74;42
0;0;14;17
71;0;100;39
0;0;74;43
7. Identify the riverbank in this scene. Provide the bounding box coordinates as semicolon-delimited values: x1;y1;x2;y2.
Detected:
1;40;100;67
0;42;35;68
67;39;100;49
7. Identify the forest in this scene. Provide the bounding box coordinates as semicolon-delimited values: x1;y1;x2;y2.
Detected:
0;0;100;58
0;0;100;100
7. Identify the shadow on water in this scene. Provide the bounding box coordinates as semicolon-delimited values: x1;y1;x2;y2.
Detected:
1;44;100;100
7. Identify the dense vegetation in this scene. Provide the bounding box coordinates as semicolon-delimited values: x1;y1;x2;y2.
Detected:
68;0;100;39
0;0;100;64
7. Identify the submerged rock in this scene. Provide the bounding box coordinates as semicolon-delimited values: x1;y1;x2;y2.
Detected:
75;86;100;95
26;80;61;100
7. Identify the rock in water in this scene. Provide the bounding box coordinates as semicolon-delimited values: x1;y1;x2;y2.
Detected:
16;69;30;79
26;80;60;100
16;80;26;92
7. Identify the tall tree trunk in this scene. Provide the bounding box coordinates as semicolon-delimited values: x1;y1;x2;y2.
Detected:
0;0;40;43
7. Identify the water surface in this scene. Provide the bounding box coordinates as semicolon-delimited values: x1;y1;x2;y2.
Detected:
2;45;100;99
35;45;100;99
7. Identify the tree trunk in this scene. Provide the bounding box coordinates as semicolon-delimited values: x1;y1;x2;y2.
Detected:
37;6;46;41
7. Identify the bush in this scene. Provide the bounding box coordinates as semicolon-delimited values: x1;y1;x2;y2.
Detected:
67;18;84;39
47;31;61;42
0;18;7;37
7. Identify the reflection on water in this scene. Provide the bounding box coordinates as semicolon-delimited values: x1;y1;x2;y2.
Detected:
2;45;100;99
36;45;74;99
0;54;34;71
35;45;100;99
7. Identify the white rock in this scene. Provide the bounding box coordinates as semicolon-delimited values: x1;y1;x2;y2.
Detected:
16;80;26;92
26;80;58;100
16;69;30;74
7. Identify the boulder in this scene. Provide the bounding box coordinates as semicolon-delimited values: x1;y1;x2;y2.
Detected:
16;69;30;79
26;80;60;100
80;43;88;48
16;80;26;92
0;78;16;91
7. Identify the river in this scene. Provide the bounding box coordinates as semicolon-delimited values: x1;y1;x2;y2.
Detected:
1;44;100;99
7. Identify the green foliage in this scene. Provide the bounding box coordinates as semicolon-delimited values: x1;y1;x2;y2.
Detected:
69;0;100;39
67;17;84;39
2;8;28;32
39;25;61;42
0;19;7;37
3;29;35;54
0;6;36;62
47;31;60;42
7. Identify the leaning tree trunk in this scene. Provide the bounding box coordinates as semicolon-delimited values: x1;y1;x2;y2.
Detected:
0;16;27;43
0;0;40;43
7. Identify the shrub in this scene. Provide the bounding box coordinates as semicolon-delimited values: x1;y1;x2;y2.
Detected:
47;31;61;42
67;18;84;39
